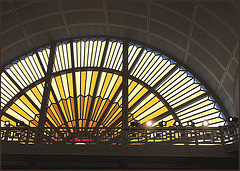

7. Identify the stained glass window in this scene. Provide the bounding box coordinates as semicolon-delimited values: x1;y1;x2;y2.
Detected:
1;37;227;130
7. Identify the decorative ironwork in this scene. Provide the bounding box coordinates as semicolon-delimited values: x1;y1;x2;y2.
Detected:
1;37;231;145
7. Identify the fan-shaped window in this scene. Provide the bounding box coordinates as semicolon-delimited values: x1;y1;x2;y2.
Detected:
1;37;228;142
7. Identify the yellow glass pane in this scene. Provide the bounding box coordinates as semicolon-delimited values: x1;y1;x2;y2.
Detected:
177;100;213;117
97;72;106;96
106;108;122;126
61;74;69;98
36;83;44;96
55;75;65;99
67;43;72;68
172;91;205;108
167;119;175;127
1;93;9;102
133;96;155;117
54;57;59;72
98;41;106;67
1;83;14;97
158;70;184;92
1;115;16;126
51;78;61;101
167;84;200;103
77;41;81;67
128;84;144;102
109;76;122;100
162;77;192;97
129;87;148;107
18;61;33;83
2;73;19;93
129;47;142;69
181;109;219;123
151;64;175;87
59;100;69;121
128;45;134;55
31;86;42;103
85;71;92;95
26;90;41;108
46;112;58;127
91;41;98;66
145;59;168;83
75;72;81;96
42;49;49;65
25;57;38;80
89;71;98;96
208;118;224;124
81;71;86;96
133;51;152;77
139;56;159;80
85;40;89;67
66;99;73;121
128;80;137;94
100;73;113;97
33;54;44;77
19;96;39;114
10;65;27;87
104;74;118;99
135;97;161;120
106;42;117;68
59;44;65;70
10;103;33;121
113;44;123;69
67;73;73;97
5;108;28;123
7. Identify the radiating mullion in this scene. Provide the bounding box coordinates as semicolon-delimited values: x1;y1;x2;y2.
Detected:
161;71;187;96
1;88;12;100
145;58;167;84
176;96;209;114
103;41;112;67
113;44;123;70
29;55;42;79
63;43;69;70
9;65;27;87
5;69;24;89
18;60;33;84
21;59;36;82
25;56;39;81
77;40;81;68
94;40;101;67
1;73;20;93
88;40;94;67
132;51;151;77
13;63;30;85
59;44;66;71
81;40;85;67
33;53;45;78
84;40;89;67
148;60;171;86
38;50;48;72
179;103;215;120
73;42;78;68
1;77;17;96
135;52;155;79
141;55;160;81
170;85;201;106
109;42;121;69
106;41;117;68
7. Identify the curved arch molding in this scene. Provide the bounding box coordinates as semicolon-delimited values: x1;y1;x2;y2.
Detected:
1;37;227;128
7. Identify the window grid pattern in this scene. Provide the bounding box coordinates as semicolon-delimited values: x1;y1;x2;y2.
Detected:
1;38;226;129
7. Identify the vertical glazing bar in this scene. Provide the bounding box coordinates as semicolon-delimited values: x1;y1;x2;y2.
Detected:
36;43;56;143
122;40;128;145
70;40;79;129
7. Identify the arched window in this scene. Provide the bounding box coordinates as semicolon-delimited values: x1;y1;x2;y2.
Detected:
1;37;227;130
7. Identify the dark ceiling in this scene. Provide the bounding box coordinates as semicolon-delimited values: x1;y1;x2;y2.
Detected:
1;1;239;117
